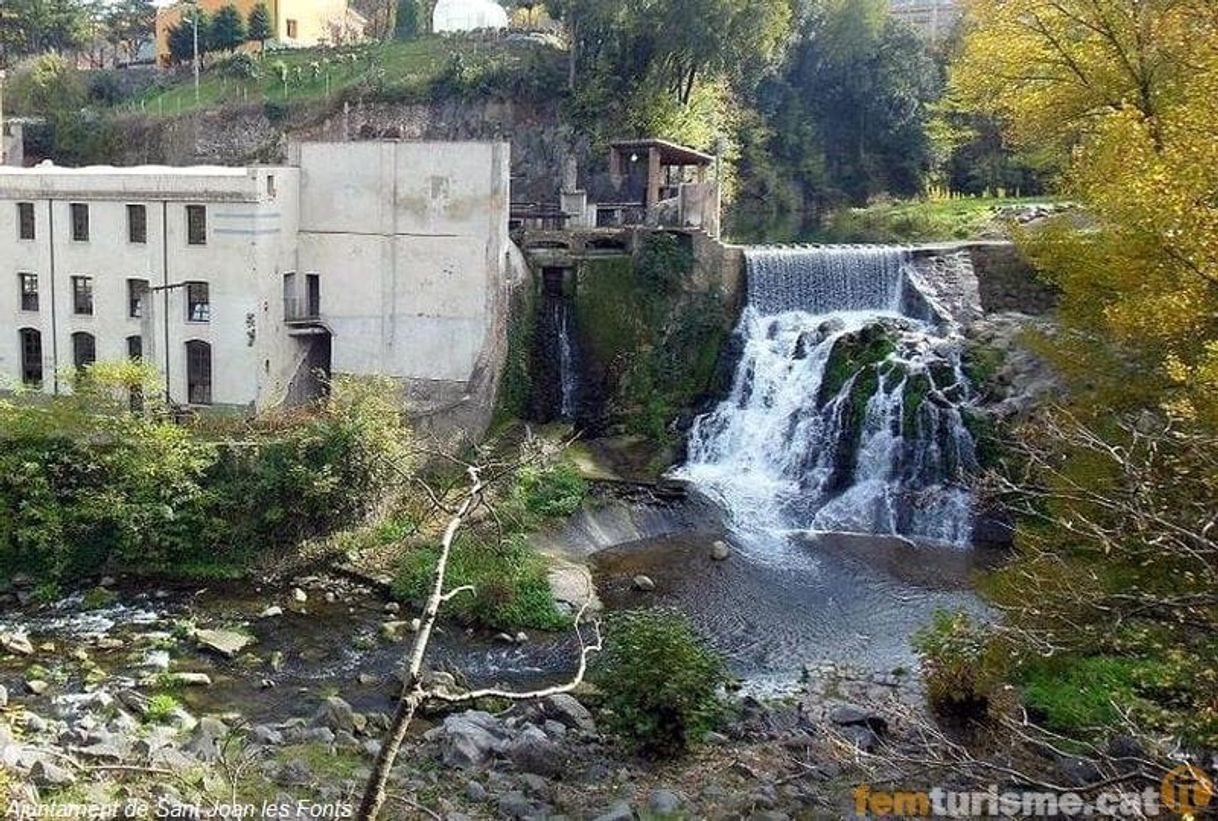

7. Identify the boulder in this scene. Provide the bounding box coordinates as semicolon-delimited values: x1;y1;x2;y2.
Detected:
26;679;48;695
632;575;655;592
250;725;284;746
1;633;34;656
506;725;563;777
185;716;229;762
291;588;308;603
592;802;635;821
312;696;363;734
649;789;682;816
195;629;255;658
166;672;212;687
540;694;596;734
425;710;510;769
827;703;888;735
260;605;284;618
710;541;731;561
31;758;76;788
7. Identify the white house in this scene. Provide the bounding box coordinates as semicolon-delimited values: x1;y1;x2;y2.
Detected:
0;141;514;437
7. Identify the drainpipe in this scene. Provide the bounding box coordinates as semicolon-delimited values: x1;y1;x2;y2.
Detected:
162;201;171;403
48;200;59;394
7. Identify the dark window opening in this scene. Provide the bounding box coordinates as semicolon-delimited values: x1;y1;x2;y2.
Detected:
72;332;96;373
19;328;42;386
186;281;210;322
186;340;212;405
72;276;94;315
127;334;143;360
70;203;89;241
306;274;320;317
19;273;38;312
286;18;298;37
18;203;35;240
128;204;147;243
128;278;148;318
186;205;207;245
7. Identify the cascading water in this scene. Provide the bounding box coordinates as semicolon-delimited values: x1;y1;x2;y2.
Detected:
554;300;578;419
678;246;978;547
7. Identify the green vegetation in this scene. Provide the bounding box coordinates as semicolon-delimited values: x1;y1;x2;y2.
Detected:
813;196;1048;244
391;461;586;631
573;235;727;445
144;693;181;724
1019;656;1152;733
913;611;999;718
0;366;409;587
493;274;539;429
595;609;728;757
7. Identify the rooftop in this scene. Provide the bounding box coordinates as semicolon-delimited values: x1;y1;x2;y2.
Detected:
609;139;716;166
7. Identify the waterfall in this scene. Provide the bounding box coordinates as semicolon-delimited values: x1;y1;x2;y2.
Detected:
677;246;977;547
555;300;578;419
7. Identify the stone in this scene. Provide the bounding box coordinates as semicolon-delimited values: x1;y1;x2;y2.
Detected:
291;588;308;603
195;629;255;658
710;540;730;561
493;632;515;644
185;717;229;762
425;710;510;769
506;725;563;777
827;703;887;735
312;696;361;734
357;672;379;686
260;605;284;618
31;758;76;788
837;724;879;752
384;601;400;614
324;592;337;603
465;780;487;802
632;575;655;592
167;672;213;687
141;650;171;672
648;790;682;816
497;791;533;819
542;720;567;738
540;694;596;734
0;685;7;708
410;618;422;632
592;802;634;821
2;632;34;656
520;772;551;796
26;679;48;695
380;621;409;640
514;631;529;644
276;760;312;786
250;725;284;746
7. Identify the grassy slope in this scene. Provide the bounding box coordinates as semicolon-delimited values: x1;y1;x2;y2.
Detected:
116;35;560;117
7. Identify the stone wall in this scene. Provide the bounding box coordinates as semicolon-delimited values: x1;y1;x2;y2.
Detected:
967;241;1057;314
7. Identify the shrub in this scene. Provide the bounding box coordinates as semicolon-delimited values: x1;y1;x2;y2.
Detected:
145;693;180;723
595;610;728;756
913;610;1002;718
503;463;588;529
391;534;569;631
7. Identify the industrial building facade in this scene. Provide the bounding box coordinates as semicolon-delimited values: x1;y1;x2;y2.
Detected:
0;141;512;426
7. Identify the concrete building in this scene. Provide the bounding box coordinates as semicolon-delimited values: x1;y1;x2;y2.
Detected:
0;141;514;437
889;0;961;38
155;0;365;66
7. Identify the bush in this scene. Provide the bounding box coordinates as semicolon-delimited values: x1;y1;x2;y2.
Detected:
391;534;569;631
503;463;588;529
913;610;1002;718
595;610;728;756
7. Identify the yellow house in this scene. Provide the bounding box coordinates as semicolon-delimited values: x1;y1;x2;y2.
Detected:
156;0;364;66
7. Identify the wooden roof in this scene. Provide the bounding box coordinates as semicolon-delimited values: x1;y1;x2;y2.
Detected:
609;139;715;166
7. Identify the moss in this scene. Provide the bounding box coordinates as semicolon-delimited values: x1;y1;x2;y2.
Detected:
902;372;932;432
819;325;896;405
1020;655;1154;735
493;277;538;430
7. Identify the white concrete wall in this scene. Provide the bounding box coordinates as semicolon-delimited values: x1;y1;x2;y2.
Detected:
297;141;510;385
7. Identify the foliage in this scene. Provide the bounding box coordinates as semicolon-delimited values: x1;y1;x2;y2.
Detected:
247;3;272;44
1019;656;1151;734
493;277;538;428
392;533;569;631
594;609;728;756
572;236;725;444
394;0;421;39
813;196;1044;243
913;610;1001;718
209;4;247;53
501;463;588;530
0;371;410;586
144;693;181;723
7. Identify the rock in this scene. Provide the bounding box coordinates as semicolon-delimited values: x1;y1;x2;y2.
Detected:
541;694;597;734
26;679;48;695
827;703;888;735
631;575;655;592
493;633;515;644
710;540;730;561
195;628;255;658
275;759;312;786
425;710;510;769
312;696;362;734
520;772;551;797
409;618;421;632
465;780;487;802
357;672;379;686
185;716;229;762
649;790;682;816
361;739;381;758
506;725;563;777
380;621;409;641
497;791;533;819
837;724;879;752
324;591;337;603
250;725;284;746
542;719;567;738
166;672;212;687
2;632;34;656
141;650;171;672
31;758;76;788
260;605;284;618
383;601;400;614
592;801;634;821
298;727;335;745
0;685;7;708
133;726;177;757
291;588;308;603
514;631;529;644
269;651;284;672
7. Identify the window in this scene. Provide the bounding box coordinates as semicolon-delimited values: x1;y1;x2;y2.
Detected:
17;203;35;240
306;274;320;317
70;203;89;241
19;328;42;386
72;332;96;372
186;281;210;322
128;278;148;318
286;18;298;38
267;175;276;198
72;276;94;315
19;273;38;312
127;334;143;360
186;205;206;245
186;340;212;405
127;204;147;243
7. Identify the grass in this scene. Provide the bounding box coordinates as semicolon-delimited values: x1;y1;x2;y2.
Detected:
813;196;1056;243
113;35;562;118
1020;655;1152;734
144;693;181;723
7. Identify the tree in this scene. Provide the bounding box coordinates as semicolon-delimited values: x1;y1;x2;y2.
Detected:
209;4;247;52
394;0;420;39
103;0;156;64
166;12;208;65
246;2;272;45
